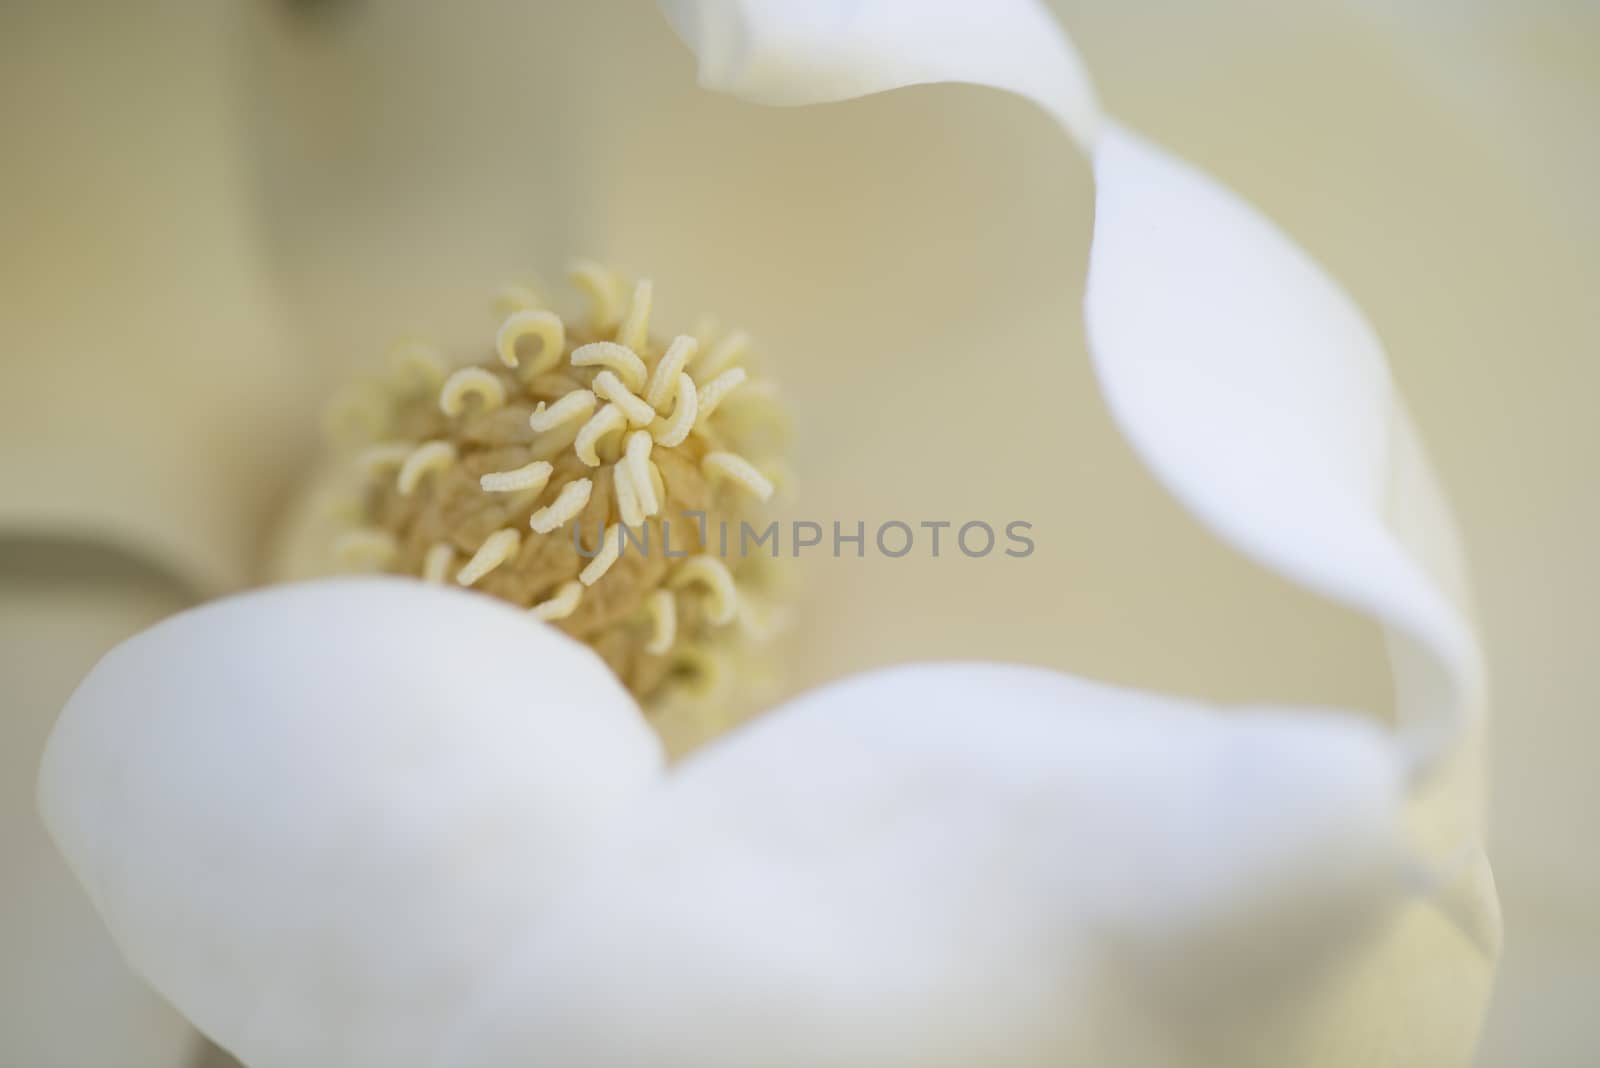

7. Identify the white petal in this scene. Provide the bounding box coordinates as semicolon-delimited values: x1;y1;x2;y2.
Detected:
38;578;664;1068
447;663;1409;1068
657;0;1101;149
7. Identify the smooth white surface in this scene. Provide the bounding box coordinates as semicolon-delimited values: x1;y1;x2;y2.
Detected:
448;663;1408;1068
37;579;663;1068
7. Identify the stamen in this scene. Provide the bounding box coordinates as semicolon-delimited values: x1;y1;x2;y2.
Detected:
456;528;521;587
529;478;593;533
422;542;455;584
440;367;507;417
645;589;677;654
579;524;628;586
702;451;775;502
397;441;457;495
615;279;654;352
356;442;415;476
570;260;624;330
492;283;543;315
496;309;566;376
614;463;646;527
652;372;698;447
668;555;738;625
624;431;659;516
646;335;698;410
570;341;648;393
334;529;398;569
592;370;658;427
529;389;597;432
695;367;747;425
669;644;726;700
480;459;553;494
388;341;447;391
531;580;583;621
575;403;627;466
696;330;749;378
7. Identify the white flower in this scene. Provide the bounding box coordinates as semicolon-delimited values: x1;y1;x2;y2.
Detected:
14;0;1575;1065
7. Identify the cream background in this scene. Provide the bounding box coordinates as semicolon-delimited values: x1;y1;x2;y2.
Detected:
2;1;1595;1065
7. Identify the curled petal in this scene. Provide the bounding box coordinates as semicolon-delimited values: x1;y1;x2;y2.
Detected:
38;579;663;1068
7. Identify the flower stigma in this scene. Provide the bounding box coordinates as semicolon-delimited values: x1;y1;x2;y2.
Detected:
312;263;790;750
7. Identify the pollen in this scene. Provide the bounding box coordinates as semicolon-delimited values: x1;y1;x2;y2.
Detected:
312;264;790;750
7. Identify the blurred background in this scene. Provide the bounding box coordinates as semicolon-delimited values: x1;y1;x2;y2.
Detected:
2;1;1595;1065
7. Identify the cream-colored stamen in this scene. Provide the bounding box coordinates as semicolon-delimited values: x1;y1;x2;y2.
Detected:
397;441;457;495
439;367;507;417
422;542;455;584
652;372;698;447
623;431;659;516
529;389;596;432
592;370;658;427
570;341;648;393
570;260;623;329
579;524;627;586
645;589;677;655
575;403;628;466
702;451;775;502
496;309;566;376
695;367;747;425
480;459;553;494
696;330;749;378
668;555;738;625
334;529;398;569
646;335;698;410
356;442;415;476
614;463;646;527
531;580;583;621
529;478;593;533
615;279;654;352
456;528;521;587
389;341;447;391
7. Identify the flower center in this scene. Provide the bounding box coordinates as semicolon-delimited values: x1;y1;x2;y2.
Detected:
312;263;788;749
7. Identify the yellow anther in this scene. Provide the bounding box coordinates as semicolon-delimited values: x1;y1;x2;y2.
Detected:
579;524;628;586
592;370;658;427
480;459;553;494
570;260;625;330
702;451;775;502
422;542;455;584
333;529;398;570
528;389;597;433
614;462;646;528
645;589;677;655
531;580;583;621
575;403;628;466
624;431;659;516
697;330;749;378
529;478;593;534
652;372;698;447
496;309;566;375
695;367;747;425
439;367;507;417
668;555;738;625
355;442;416;476
456;528;521;587
615;279;654;351
646;335;698;410
388;341;447;391
570;341;648;393
397;440;457;495
492;283;543;315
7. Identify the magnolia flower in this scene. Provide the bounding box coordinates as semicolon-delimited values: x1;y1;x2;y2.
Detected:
13;1;1595;1065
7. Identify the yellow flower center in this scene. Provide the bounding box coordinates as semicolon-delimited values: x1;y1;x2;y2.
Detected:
314;263;789;748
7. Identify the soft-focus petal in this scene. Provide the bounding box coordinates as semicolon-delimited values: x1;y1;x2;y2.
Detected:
38;579;664;1068
448;663;1409;1068
1;544;197;1068
0;2;309;592
658;0;1100;148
